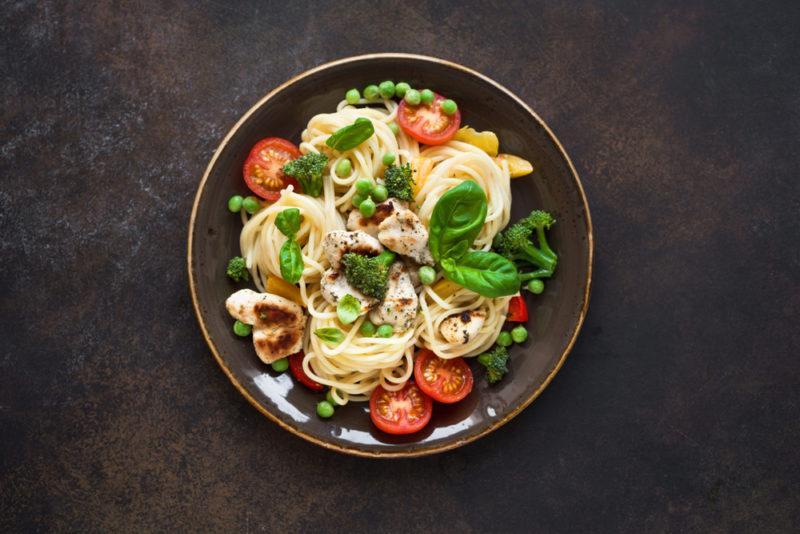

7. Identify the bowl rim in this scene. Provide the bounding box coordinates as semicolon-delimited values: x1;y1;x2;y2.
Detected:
187;52;594;458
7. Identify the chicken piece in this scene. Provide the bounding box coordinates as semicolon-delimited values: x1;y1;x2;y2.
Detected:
439;310;487;344
346;199;404;237
369;262;418;331
377;205;434;265
320;268;377;310
322;230;383;270
226;289;305;363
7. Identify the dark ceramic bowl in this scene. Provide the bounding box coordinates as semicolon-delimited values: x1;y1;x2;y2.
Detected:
188;53;592;457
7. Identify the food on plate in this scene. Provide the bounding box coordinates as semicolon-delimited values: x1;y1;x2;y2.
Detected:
222;80;558;434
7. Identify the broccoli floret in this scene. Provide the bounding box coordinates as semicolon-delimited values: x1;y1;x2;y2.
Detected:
226;256;250;282
282;152;328;197
382;163;414;201
341;250;396;300
477;345;510;384
493;209;557;281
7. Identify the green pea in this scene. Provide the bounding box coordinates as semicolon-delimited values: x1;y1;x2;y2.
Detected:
372;184;388;202
352;192;366;208
511;325;529;343
379;80;395;99
527;279;545;294
418;266;436;285
376;324;394;338
242;196;260;214
477;353;492;366
395;82;411;98
440;99;458;115
233;320;252;337
363;84;380;101
227;195;243;213
326;389;337;405
359;320;377;336
404;89;421;106
359;197;376;217
345;88;360;105
388;122;400;135
355;178;374;195
271;358;289;373
382;152;396;166
316;400;334;418
335;158;352;177
497;331;513;347
420;89;435;105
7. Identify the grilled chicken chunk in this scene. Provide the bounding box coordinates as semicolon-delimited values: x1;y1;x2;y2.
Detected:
369;262;418;331
226;289;305;363
377;204;434;266
346;199;404;237
440;310;487;344
320;268;377;310
322;230;383;270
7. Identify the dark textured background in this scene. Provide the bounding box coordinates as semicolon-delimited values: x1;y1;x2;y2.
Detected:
2;1;799;532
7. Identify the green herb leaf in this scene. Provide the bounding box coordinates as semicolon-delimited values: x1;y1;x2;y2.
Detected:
326;118;375;151
336;294;361;325
275;208;301;237
428;181;488;262
314;327;345;346
279;237;304;284
441;251;519;297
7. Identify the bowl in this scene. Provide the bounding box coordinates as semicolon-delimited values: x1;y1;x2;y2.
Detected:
188;53;593;457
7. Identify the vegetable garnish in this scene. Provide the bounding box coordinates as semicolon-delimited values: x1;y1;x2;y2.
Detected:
477;345;510;384
243;137;301;201
226;256;250;282
413;349;473;404
495;153;534;178
369;382;433;435
283;152;328;197
454;126;499;157
289;351;325;391
507;295;528;322
341;250;396;300
397;92;461;145
336;294;361;325
326;117;375;151
493;210;558;283
383;163;414;201
275;208;304;284
314;328;345;346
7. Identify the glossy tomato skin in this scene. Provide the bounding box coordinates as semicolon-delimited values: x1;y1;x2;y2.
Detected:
288;351;324;391
243;137;301;201
507;295;528;322
369;381;433;435
414;349;473;404
397;93;461;145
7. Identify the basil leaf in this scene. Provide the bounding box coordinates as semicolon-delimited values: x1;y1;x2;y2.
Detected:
314;327;345;346
336;294;361;325
279;237;304;284
428;181;488;262
275;208;301;237
441;251;520;297
326;118;375;151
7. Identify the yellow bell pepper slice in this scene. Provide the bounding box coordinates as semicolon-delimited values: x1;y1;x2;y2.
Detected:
495;153;534;178
453;126;499;157
411;157;433;196
266;275;303;305
430;278;461;299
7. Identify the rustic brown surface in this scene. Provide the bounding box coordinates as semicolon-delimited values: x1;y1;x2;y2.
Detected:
2;1;799;532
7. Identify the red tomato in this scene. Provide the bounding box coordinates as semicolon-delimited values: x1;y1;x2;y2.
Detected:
507;295;528;322
288;351;324;391
397;93;461;145
243;137;301;201
413;349;473;404
369;381;433;435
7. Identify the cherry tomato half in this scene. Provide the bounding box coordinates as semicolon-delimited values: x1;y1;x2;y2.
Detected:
243;137;301;201
397;93;461;145
413;349;473;404
507;295;528;322
369;381;433;435
289;351;324;391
